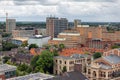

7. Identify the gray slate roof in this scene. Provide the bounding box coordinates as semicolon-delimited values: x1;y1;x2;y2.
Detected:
103;54;120;64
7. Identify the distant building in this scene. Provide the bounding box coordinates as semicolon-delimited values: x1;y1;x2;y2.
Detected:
12;37;28;45
6;19;16;33
46;17;68;38
54;54;91;75
12;30;35;38
8;72;54;80
74;19;81;28
49;30;81;48
28;35;51;47
0;64;16;80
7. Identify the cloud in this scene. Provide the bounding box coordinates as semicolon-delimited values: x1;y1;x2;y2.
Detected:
0;0;120;22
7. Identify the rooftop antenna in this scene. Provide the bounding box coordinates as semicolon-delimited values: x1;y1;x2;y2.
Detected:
6;12;8;19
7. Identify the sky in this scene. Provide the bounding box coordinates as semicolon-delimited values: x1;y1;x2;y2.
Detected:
0;0;120;22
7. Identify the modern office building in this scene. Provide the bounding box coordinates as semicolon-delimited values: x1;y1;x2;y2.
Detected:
0;64;17;80
54;54;91;75
6;19;16;33
46;17;68;38
28;35;51;47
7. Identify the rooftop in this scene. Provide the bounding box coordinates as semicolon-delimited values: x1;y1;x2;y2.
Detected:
0;64;17;72
59;47;105;56
103;54;120;64
47;71;88;80
12;37;28;42
8;72;54;80
29;35;50;39
54;54;90;60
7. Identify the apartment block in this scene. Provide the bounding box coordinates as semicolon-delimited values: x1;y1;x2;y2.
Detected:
46;17;68;38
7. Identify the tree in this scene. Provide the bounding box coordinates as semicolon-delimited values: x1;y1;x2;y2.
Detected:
59;44;65;49
36;50;54;74
62;66;67;73
111;45;120;49
21;41;28;47
2;42;18;51
93;52;102;59
30;55;39;70
29;44;38;50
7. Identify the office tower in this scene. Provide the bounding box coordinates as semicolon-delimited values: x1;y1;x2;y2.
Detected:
6;19;16;33
46;17;68;38
74;19;81;28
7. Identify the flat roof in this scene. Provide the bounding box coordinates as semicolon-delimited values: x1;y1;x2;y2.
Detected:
59;32;80;36
0;64;17;72
12;37;28;42
29;36;50;39
8;72;54;80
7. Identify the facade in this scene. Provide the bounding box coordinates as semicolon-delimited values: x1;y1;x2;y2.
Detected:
8;72;54;80
49;23;120;48
49;30;81;48
12;37;28;45
53;54;91;75
6;19;16;33
12;30;35;38
86;38;113;49
0;64;16;80
86;49;120;80
28;35;51;47
46;17;68;38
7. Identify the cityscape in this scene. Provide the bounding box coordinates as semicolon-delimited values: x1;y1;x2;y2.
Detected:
0;0;120;80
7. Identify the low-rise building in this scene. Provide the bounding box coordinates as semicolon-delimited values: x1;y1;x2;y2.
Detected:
8;72;54;80
54;54;91;75
49;30;81;48
0;64;16;80
28;35;51;47
12;37;28;45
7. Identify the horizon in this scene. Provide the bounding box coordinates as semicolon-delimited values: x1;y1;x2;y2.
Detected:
0;0;120;22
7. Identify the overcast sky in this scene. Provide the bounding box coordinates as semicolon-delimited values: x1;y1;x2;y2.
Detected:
0;0;120;22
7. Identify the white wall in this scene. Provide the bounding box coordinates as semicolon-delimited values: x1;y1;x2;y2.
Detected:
28;36;51;47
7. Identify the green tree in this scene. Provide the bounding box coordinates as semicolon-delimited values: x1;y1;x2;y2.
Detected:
62;66;67;73
30;55;39;70
59;44;65;49
29;44;38;50
36;50;54;74
111;45;120;49
2;42;18;51
21;41;28;47
93;52;102;59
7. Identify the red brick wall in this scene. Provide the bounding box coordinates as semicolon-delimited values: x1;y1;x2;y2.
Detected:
0;74;5;80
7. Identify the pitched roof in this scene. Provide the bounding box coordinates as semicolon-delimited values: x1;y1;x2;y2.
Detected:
103;54;120;64
47;71;88;80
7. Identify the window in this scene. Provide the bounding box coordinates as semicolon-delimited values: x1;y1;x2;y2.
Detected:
65;61;66;64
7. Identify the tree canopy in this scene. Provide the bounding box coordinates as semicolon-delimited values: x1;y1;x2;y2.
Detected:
29;44;38;50
93;52;102;59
